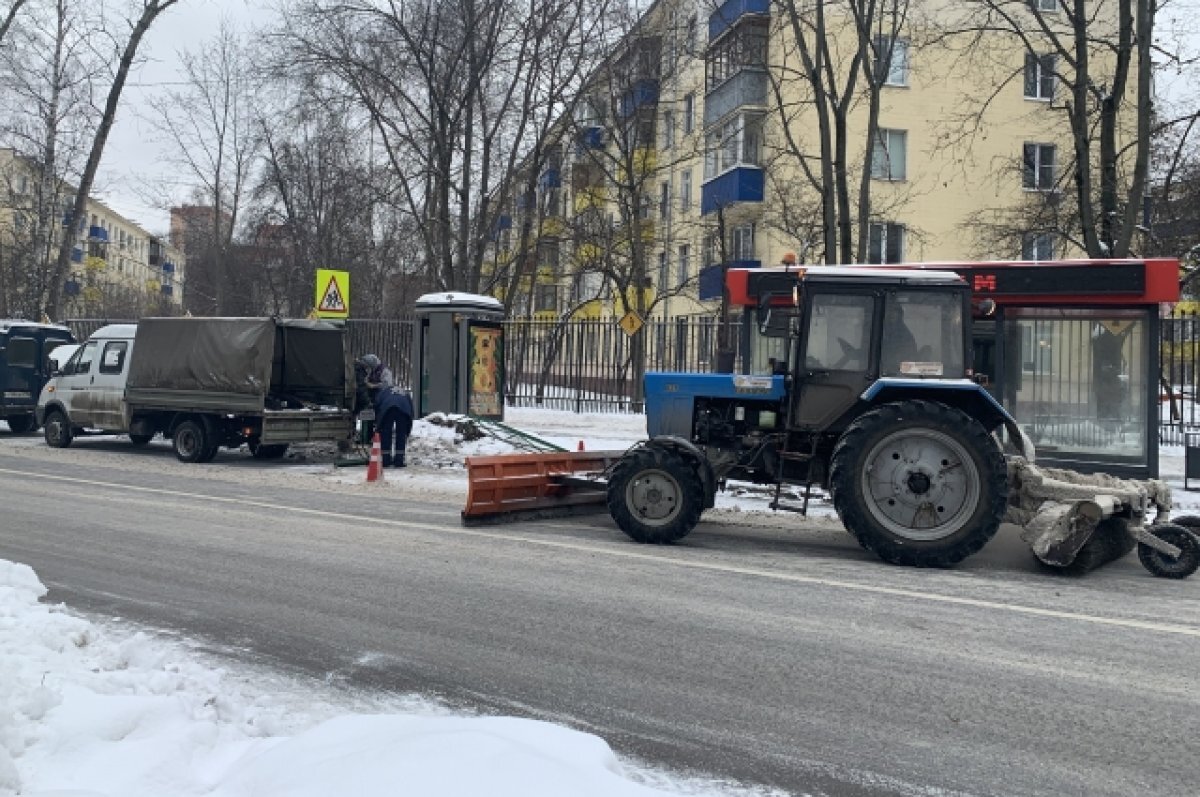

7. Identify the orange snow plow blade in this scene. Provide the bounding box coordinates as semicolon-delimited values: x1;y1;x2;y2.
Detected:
461;450;625;525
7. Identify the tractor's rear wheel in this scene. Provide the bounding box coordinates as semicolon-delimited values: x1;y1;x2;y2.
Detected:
607;446;704;544
829;400;1007;567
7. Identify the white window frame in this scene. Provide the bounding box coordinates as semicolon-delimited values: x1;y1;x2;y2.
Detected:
658;251;669;292
871;129;907;181
731;224;755;261
1032;0;1058;12
677;244;690;288
662;110;675;150
660;180;671;220
680;169;692;212
1024;53;1055;100
868;222;906;264
703;113;765;179
1023;143;1056;191
683;93;695;135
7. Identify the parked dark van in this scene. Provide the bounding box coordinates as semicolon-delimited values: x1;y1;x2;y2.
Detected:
1;320;75;433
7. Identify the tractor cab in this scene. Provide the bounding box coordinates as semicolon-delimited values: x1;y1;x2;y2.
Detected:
742;266;973;430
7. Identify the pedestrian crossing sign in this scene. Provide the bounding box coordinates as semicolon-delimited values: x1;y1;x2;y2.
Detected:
315;269;350;318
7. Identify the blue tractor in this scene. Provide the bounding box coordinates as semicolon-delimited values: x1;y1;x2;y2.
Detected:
601;266;1194;575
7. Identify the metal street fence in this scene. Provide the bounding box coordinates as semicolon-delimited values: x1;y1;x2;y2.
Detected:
62;312;1200;444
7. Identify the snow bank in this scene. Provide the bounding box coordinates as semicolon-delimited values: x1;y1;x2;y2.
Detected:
0;561;773;797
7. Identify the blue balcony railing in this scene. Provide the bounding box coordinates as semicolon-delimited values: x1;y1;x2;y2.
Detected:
88;225;108;241
162;261;176;274
70;247;83;263
161;284;173;297
539;167;561;190
699;259;761;300
701;166;764;215
64;279;81;297
618;78;660;119
709;0;770;42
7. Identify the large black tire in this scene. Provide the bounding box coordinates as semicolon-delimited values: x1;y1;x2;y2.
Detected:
5;414;36;434
1137;523;1200;579
606;446;705;544
173;420;210;463
829;400;1007;567
42;410;73;448
249;440;289;460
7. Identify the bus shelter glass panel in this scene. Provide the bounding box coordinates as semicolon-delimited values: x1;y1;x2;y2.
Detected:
1002;308;1147;466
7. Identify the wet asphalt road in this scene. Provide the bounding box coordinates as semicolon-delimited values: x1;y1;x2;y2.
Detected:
1;444;1199;796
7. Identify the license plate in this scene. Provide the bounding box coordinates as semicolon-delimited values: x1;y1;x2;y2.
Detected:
3;391;30;399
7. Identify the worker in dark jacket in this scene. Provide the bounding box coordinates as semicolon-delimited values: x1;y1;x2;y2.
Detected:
376;384;414;468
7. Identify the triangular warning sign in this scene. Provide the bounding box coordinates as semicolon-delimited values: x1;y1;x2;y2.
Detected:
318;275;347;313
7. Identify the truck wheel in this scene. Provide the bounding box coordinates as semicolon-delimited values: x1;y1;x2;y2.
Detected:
249;441;289;460
173;420;210;463
5;415;36;434
1137;524;1200;579
43;410;73;448
606;446;704;544
829;399;1007;567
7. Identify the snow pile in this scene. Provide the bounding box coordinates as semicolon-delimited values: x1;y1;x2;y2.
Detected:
0;560;773;797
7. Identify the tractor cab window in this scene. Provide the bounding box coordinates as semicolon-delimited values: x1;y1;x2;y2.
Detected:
750;294;801;374
880;291;964;377
804;293;876;371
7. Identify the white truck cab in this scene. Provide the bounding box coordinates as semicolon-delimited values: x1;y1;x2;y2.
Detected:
38;324;138;444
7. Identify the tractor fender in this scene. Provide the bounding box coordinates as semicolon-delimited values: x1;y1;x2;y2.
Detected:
641;435;719;508
860;378;1034;461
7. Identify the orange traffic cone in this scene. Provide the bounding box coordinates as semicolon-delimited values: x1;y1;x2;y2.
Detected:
577;440;585;451
366;432;384;483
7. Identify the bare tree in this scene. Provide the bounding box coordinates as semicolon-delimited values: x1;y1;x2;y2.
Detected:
770;0;912;264
0;0;102;317
45;0;181;320
938;0;1169;258
146;20;260;314
0;0;29;47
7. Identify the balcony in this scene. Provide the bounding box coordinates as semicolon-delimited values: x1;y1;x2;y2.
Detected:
539;167;561;190
618;78;660;119
64;279;81;297
161;284;173;297
70;247;83;263
88;225;108;241
709;0;770;42
699;259;760;300
573;186;607;214
162;261;176;274
701;166;764;215
704;68;768;127
575;126;605;153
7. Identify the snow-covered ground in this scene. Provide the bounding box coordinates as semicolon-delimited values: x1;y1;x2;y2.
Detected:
0;409;785;797
3;404;1199;796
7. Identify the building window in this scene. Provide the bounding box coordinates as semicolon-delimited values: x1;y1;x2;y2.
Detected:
1024;53;1055;100
873;36;909;86
1022;232;1056;261
731;224;755;260
1031;0;1058;11
704;113;764;178
681;169;692;212
868;222;905;263
705;21;769;89
660;180;671;220
1023;143;1056;190
662;110;675;150
534;283;558;313
683;93;694;135
871;129;907;181
658;251;669;292
677;244;690;288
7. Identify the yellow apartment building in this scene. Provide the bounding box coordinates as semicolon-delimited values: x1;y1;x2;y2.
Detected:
0;148;185;317
492;0;1112;321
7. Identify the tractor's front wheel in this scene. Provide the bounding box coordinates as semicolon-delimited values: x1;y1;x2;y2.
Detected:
829;400;1007;567
1138;523;1200;579
607;445;704;544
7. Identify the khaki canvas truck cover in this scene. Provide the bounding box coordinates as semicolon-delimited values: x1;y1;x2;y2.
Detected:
126;317;352;414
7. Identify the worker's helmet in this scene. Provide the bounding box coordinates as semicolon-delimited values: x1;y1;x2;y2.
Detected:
358;354;381;369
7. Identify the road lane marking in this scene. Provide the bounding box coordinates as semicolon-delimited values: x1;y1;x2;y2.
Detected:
4;466;1199;639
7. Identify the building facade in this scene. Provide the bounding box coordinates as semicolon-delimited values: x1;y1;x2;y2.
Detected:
491;0;1111;321
0;148;185;318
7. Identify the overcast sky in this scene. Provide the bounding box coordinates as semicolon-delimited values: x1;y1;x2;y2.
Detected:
94;0;277;235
